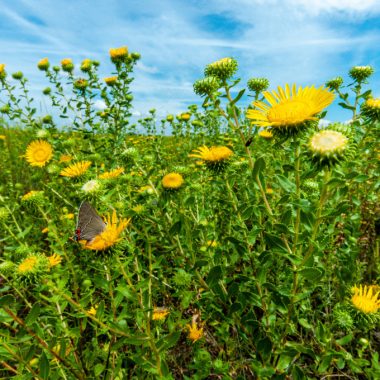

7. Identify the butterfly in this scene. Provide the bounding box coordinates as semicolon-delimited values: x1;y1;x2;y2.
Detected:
74;201;106;243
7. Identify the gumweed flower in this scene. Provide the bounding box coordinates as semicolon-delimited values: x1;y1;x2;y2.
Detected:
17;253;49;281
80;58;92;72
193;76;220;97
60;161;91;178
35;129;49;139
361;97;380;122
21;190;44;204
166;114;174;122
81;179;101;193
12;71;23;80
247;77;270;94
74;79;88;91
61;58;74;72
349;66;374;82
189;145;233;171
37;58;50;71
109;46;128;63
152;307;170;321
99;167;124;179
59;154;73;163
186;320;204;343
308;129;349;167
104;76;118;86
47;253;62;268
0;64;7;80
25;140;53;167
258;129;273;139
87;306;97;316
204;57;238;81
246;84;335;137
351;284;380;314
325;77;344;91
180;113;191;122
82;210;131;251
162;172;184;190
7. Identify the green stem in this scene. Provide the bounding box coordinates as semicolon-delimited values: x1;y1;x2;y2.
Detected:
293;142;301;253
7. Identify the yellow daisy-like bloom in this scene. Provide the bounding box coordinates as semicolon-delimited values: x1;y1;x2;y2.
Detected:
309;130;348;156
37;58;49;71
351;284;380;314
259;130;273;139
180;113;191;121
109;46;128;63
25;140;53;167
186;321;204;343
99;167;124;179
0;135;6;140
246;84;335;130
104;76;118;86
87;306;97;316
47;253;62;268
162;172;184;190
59;154;73;163
361;97;380;121
65;213;75;220
365;98;380;109
152;307;170;321
60;161;91;177
83;210;130;250
61;58;74;71
189;146;233;163
22;190;42;201
18;256;38;274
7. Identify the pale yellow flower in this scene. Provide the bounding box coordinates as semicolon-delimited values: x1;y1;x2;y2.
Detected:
25;140;53;167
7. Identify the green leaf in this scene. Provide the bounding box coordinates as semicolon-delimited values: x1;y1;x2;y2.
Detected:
252;156;266;179
25;303;40;325
336;334;353;346
206;266;223;288
0;295;16;308
298;267;323;282
232;89;245;105
157;331;181;352
124;334;151;345
276;174;296;193
338;102;355;111
39;351;50;380
264;233;289;253
94;364;105;376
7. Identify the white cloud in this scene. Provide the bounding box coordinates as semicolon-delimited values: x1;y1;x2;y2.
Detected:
93;100;107;110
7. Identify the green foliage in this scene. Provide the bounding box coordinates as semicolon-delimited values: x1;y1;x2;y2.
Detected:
0;54;379;379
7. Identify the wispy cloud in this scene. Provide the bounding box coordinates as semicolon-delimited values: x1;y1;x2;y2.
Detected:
0;0;379;122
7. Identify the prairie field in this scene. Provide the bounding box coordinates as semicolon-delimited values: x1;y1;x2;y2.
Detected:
0;53;379;379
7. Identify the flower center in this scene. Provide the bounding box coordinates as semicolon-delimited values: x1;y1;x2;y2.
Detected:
34;148;50;161
267;99;313;125
310;131;347;153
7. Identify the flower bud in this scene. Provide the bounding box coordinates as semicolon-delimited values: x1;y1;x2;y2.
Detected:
80;58;92;72
109;46;128;63
247;77;269;93
0;64;7;80
12;71;23;80
42;115;53;125
37;58;50;71
74;78;88;90
104;76;118;86
361;97;380;122
43;87;51;95
193;76;220;96
0;104;10;114
349;66;374;82
166;114;174;122
325;76;343;91
61;58;74;72
204;57;238;81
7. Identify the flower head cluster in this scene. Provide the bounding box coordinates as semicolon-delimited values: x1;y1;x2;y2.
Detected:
205;57;238;81
47;253;62;268
81;180;101;194
109;46;129;63
162;172;184;190
80;59;92;72
0;64;7;80
349;66;374;82
83;210;130;251
60;161;91;178
17;253;49;283
190;145;233;171
247;77;270;94
74;79;88;91
186;320;204;343
12;71;23;80
308;130;349;167
21;190;45;206
61;58;74;72
193;76;220;97
325;77;344;91
246;84;335;137
152;307;170;321
25;140;53;167
351;285;380;314
104;76;118;86
361;97;380;122
258;129;273;140
99;167;124;180
37;58;50;71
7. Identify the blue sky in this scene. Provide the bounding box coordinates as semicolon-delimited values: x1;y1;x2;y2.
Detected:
1;0;380;123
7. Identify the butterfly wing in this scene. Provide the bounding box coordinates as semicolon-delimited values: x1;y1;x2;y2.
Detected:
76;201;106;242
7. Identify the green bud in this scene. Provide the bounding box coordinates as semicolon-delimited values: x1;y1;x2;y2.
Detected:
204;57;238;81
42;115;53;124
325;76;343;91
0;261;16;277
12;71;23;80
193;76;221;96
42;87;51;95
173;269;192;287
349;66;374;82
0;104;10;114
247;77;269;93
0;207;10;222
73;78;88;90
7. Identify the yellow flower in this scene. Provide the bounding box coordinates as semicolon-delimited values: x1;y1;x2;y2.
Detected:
41;227;49;234
365;98;380;109
189;146;233;163
266;187;274;195
25;140;53;167
162;172;184;190
361;97;380;121
186;321;204;343
152;307;170;321
18;256;38;274
132;204;145;213
47;253;62;268
0;63;6;79
87;306;97;316
61;58;74;72
259;130;273;139
99;167;124;179
65;213;75;220
104;76;118;86
80;58;92;72
351;285;380;314
246;84;335;130
207;240;218;248
0;135;6;140
109;46;128;63
60;161;91;177
83;210;130;250
37;58;49;71
180;112;191;121
59;154;73;163
22;190;43;201
138;185;154;194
